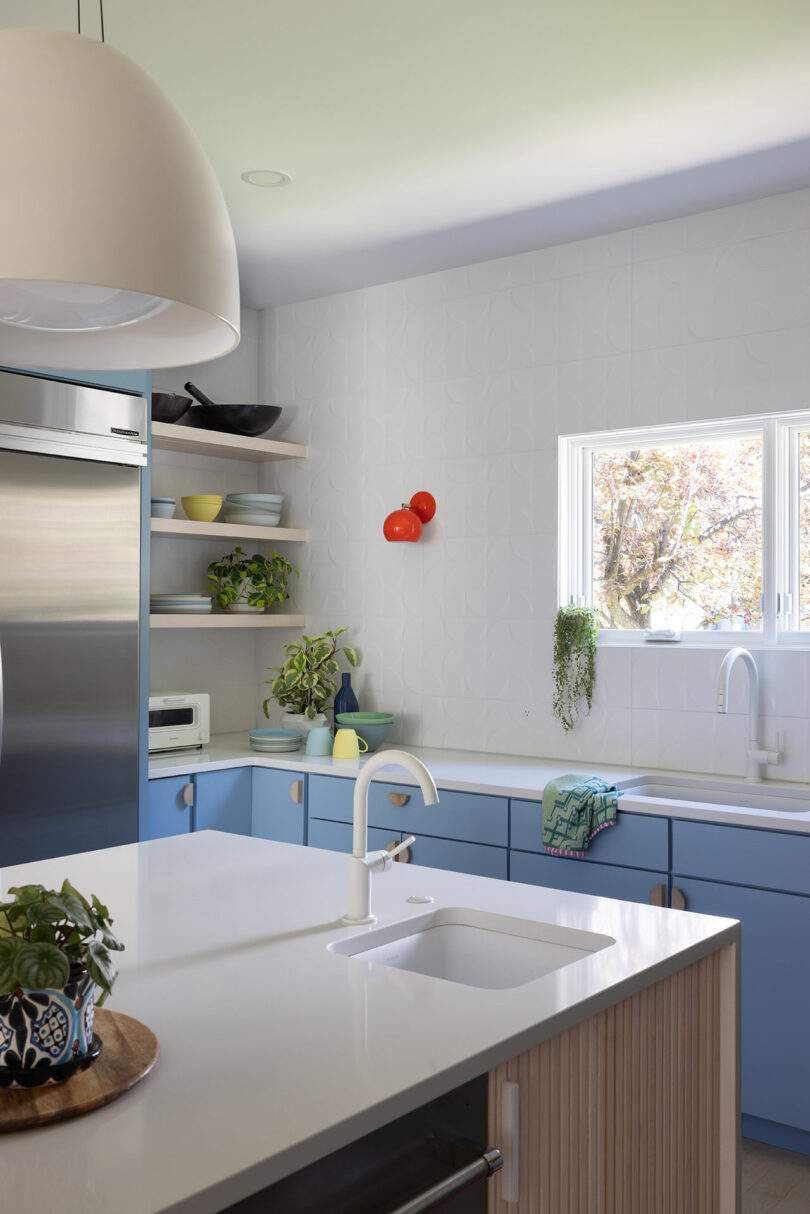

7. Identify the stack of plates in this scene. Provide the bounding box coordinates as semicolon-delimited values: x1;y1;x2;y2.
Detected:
150;593;213;615
222;493;284;527
249;727;302;753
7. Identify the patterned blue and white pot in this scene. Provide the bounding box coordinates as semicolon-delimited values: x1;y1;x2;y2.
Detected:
0;968;98;1087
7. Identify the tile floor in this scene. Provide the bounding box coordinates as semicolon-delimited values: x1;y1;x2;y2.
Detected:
742;1138;810;1213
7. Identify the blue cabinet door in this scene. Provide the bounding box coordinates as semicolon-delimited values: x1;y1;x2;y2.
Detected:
143;776;192;840
674;875;810;1135
511;849;666;905
308;819;395;854
194;768;252;836
408;835;507;880
252;769;305;845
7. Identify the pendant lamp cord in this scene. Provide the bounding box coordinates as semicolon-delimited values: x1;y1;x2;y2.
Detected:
76;0;104;42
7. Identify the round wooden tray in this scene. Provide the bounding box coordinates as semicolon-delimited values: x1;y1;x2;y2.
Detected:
0;1009;159;1132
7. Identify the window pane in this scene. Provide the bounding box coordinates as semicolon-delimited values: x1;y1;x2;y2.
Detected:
592;437;762;631
799;433;810;627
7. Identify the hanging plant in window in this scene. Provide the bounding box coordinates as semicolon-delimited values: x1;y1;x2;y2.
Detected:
552;606;598;732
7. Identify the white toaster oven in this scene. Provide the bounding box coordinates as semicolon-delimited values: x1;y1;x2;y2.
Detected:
148;692;210;752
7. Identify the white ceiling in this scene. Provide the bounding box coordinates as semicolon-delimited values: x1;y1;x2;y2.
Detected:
4;2;810;309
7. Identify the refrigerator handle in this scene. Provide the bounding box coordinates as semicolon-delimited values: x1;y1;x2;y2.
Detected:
0;635;4;766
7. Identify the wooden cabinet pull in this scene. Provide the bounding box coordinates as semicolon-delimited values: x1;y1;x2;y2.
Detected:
649;883;666;907
385;840;411;863
289;780;303;805
388;792;410;807
182;782;194;808
671;886;687;910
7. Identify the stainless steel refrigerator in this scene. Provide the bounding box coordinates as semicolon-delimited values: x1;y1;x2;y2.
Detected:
0;368;145;865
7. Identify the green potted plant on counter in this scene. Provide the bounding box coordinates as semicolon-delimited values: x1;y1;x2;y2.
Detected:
207;546;298;612
0;879;124;1087
552;605;598;732
263;627;358;734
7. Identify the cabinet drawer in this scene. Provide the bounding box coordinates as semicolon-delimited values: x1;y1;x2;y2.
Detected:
672;820;810;896
511;849;668;905
408;835;507;880
307;774;507;846
308;819;394;855
511;800;669;871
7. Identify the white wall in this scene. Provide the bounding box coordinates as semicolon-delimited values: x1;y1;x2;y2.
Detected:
257;188;810;778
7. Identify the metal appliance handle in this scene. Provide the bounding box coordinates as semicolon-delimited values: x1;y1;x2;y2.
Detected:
0;636;4;767
387;1147;503;1214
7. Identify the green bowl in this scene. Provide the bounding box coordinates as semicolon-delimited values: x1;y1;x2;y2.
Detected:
336;712;394;753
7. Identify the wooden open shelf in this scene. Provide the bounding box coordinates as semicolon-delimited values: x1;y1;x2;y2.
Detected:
150;517;307;543
149;614;306;630
151;421;306;462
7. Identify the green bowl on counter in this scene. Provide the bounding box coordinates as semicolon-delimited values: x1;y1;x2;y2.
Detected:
335;711;394;753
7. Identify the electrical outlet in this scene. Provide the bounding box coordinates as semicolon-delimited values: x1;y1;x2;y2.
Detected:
521;705;533;719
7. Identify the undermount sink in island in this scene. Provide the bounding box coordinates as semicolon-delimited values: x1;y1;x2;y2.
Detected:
0;832;740;1214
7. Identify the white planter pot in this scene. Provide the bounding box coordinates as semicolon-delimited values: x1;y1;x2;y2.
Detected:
226;580;263;611
282;710;329;737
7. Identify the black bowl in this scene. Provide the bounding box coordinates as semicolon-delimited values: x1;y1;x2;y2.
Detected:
182;403;283;438
151;392;192;424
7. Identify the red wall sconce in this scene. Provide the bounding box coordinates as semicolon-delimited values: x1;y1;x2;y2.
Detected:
383;491;436;542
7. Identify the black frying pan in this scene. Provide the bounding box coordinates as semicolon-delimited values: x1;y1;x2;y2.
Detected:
183;381;282;438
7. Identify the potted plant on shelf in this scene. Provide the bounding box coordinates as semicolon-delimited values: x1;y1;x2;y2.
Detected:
0;879;124;1087
207;546;298;612
263;627;358;734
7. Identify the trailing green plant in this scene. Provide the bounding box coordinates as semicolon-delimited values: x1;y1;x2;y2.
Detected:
552;606;598;732
0;879;124;1005
263;627;358;721
207;546;298;611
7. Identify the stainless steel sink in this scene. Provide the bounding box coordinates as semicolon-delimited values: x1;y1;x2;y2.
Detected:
329;906;614;989
622;777;810;814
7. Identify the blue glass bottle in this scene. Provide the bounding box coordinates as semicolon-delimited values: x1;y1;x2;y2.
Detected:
334;672;359;717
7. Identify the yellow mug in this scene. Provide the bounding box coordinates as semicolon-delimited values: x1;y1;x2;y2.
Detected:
332;728;368;759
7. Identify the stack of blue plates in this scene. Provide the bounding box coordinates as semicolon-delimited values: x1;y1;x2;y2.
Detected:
249;727;302;753
150;593;213;615
223;493;283;527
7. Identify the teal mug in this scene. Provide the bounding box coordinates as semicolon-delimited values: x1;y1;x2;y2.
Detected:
306;726;333;757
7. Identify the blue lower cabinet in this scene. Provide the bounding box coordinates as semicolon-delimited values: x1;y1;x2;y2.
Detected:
674;875;810;1139
408;835;507;880
193;768;252;836
251;769;305;845
308;819;395;854
143;776;193;840
510;849;666;905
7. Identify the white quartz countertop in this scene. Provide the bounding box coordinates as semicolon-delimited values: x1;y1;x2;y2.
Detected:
149;733;810;832
1;833;737;1214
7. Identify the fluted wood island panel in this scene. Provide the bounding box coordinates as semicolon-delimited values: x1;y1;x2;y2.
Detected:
488;944;739;1214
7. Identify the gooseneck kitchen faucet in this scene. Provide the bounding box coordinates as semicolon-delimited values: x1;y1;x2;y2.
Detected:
342;749;439;925
716;647;780;781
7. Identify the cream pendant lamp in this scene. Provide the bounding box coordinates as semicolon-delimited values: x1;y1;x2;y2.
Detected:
0;23;240;369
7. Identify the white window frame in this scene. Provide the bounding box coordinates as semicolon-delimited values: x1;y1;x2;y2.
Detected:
558;409;810;646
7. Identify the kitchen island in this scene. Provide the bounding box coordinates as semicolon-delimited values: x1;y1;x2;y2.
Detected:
0;831;739;1213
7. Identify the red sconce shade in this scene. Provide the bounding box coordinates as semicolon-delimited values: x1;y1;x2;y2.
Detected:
383;492;436;542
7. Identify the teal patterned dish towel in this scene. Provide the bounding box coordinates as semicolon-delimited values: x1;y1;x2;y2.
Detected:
542;774;623;857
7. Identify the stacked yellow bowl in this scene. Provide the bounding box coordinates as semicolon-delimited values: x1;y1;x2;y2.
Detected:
181;494;222;522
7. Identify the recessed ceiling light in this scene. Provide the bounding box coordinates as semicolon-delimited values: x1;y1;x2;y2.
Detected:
241;169;291;188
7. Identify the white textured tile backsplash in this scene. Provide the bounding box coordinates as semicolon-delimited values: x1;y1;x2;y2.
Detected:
159;189;810;776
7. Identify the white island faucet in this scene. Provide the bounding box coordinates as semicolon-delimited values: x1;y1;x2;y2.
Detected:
716;646;780;781
342;749;439;925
